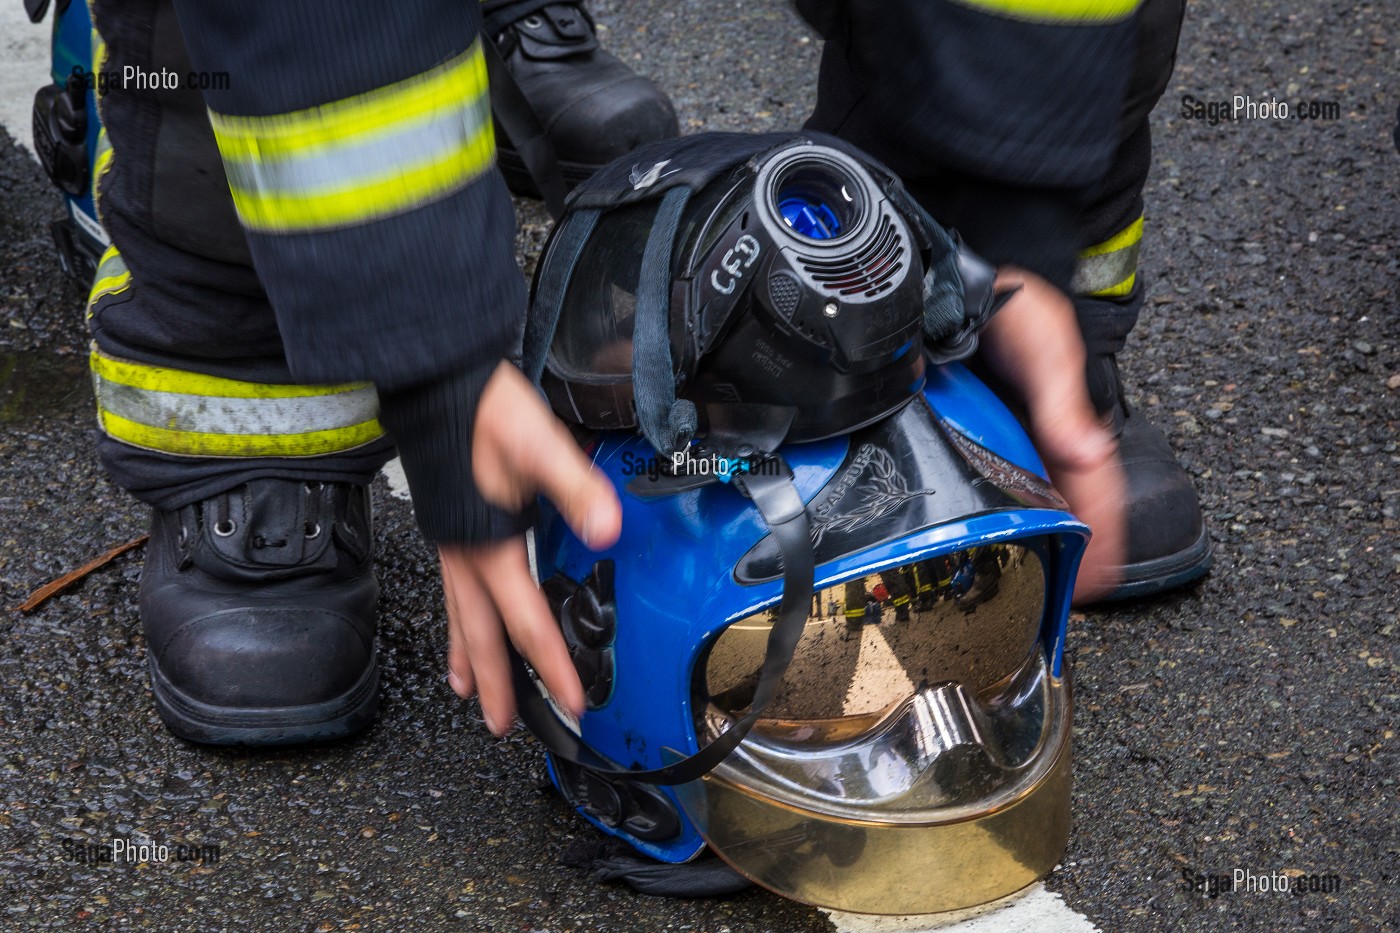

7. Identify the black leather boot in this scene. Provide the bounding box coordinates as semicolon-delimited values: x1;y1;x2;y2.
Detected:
483;0;679;196
140;479;379;745
1077;288;1212;601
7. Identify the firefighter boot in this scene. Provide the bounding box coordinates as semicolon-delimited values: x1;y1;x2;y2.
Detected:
483;0;678;196
1078;288;1212;601
140;479;379;745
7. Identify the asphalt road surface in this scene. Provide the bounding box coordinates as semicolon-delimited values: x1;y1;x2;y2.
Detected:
1;1;1396;930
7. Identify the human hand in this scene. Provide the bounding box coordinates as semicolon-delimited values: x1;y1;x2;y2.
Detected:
439;362;622;735
978;268;1126;603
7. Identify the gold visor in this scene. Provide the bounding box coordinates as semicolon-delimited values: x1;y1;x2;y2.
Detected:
677;540;1072;914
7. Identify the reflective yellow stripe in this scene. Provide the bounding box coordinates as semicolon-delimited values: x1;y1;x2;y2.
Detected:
86;245;131;320
90;245;129;298
1080;215;1143;258
96;411;385;458
208;42;495;234
210;45;489;160
953;0;1139;23
92;128;114;219
90;346;383;458
1073;216;1142;297
93;350;371;401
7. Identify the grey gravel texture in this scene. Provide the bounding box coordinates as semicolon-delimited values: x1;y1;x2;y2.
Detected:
1;0;1397;930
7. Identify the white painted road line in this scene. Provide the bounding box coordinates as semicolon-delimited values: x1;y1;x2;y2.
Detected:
381;456;412;501
822;882;1100;933
1;1;51;157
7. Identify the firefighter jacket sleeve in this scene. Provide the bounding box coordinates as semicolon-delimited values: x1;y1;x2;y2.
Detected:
169;0;527;544
798;0;1142;292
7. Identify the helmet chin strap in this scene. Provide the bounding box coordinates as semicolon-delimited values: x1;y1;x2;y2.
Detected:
512;456;814;786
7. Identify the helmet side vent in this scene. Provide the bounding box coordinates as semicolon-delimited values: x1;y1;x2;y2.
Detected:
798;215;905;298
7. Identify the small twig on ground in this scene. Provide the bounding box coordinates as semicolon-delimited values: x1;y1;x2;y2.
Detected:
13;534;148;613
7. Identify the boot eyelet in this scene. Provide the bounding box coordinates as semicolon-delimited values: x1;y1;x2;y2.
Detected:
305;481;323;492
305;523;322;539
213;519;237;537
523;14;543;28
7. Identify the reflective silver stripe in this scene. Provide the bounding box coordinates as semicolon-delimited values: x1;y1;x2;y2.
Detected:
208;42;495;233
220;94;493;200
1071;239;1140;295
1073;216;1143;297
90;346;384;457
96;380;380;438
90;246;129;292
87;246;131;319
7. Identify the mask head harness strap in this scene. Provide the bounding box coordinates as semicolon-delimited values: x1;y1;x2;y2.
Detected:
523;133;797;455
630;186;698;456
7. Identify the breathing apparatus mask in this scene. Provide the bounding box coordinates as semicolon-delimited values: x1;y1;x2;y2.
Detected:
518;132;1088;914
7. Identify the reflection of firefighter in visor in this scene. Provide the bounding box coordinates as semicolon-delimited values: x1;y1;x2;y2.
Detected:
843;571;912;625
841;547;1013;628
906;559;942;610
935;545;1010;608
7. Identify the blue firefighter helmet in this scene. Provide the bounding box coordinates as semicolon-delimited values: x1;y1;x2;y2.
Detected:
518;131;1087;914
529;364;1087;914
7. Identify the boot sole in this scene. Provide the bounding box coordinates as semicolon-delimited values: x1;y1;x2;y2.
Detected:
496;146;602;199
1096;524;1214;603
148;652;379;747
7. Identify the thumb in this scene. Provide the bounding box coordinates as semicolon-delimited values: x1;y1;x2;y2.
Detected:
475;363;622;550
982;268;1114;473
1023;383;1116;474
523;422;622;551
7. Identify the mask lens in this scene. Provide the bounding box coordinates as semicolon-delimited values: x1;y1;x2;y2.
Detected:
771;160;864;243
550;200;659;379
778;192;843;239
